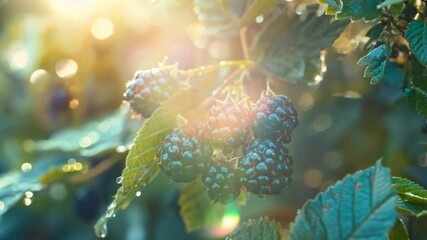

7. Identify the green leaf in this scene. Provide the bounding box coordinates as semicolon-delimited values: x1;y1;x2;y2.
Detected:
358;44;390;84
393;177;427;204
94;89;203;238
319;0;343;14
290;160;397;240
377;0;404;9
406;58;427;118
35;105;135;157
396;198;427;217
250;6;349;83
239;0;279;27
388;2;404;18
388;218;409;240
0;171;42;215
405;20;427;65
179;181;229;232
226;216;282;240
194;0;240;38
364;23;385;51
336;0;383;21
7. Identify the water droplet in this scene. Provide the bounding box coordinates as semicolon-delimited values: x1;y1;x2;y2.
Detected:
115;145;127;153
116;177;123;184
100;223;108;238
136;191;141;197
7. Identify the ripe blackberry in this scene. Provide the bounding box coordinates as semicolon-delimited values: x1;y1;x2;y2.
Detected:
207;101;251;149
158;122;212;183
239;139;293;195
124;67;178;117
203;162;241;204
252;95;298;144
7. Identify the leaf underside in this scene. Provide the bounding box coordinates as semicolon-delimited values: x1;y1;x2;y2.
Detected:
358;44;390;84
226;216;282;240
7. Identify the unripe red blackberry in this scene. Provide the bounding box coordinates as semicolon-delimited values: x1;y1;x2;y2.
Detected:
158;122;212;183
202;161;241;204
124;67;179;117
207;101;251;149
252;95;298;144
239;138;293;195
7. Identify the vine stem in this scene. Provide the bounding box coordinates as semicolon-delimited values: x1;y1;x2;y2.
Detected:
68;153;124;184
240;27;250;60
180;60;255;77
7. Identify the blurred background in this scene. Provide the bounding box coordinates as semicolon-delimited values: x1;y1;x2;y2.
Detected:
0;0;427;239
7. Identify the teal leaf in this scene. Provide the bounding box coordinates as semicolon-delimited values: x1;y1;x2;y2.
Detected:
388;218;409;240
319;0;343;13
226;216;282;240
250;6;349;83
358;44;390;84
405;20;427;65
35;105;136;157
364;23;385;50
377;0;404;9
336;0;383;21
94;89;204;238
0;171;42;216
290;160;397;240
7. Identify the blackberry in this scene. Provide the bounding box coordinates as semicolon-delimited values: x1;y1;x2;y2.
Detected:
207;101;251;149
158;122;211;183
239;139;293;195
203;162;241;204
252;95;298;144
124;67;178;117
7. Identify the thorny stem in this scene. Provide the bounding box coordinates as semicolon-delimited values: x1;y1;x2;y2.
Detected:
180;60;255;77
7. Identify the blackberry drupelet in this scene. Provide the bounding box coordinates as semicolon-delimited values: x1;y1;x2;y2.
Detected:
239;138;293;195
158;122;212;183
202;162;241;204
252;95;298;143
207;101;251;149
124;67;178;117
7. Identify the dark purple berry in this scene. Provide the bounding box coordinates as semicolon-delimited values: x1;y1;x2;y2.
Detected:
239;139;293;195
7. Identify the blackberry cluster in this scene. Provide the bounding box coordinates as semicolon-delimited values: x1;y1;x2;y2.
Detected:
202;162;241;204
157;122;211;183
207;101;251;149
155;93;298;202
239;139;293;195
252;95;298;143
124;67;179;117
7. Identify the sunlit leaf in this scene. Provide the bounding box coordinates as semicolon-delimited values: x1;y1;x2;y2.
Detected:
226;216;282;240
239;0;279;27
250;6;349;83
94;89;204;238
396;198;427;217
393;177;427;204
290;160;397;240
405;20;427;65
358;44;390;84
388;218;409;240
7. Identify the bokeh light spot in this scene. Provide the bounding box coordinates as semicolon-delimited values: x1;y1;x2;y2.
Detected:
69;99;79;109
21;163;32;173
30;69;49;84
91;18;114;40
55;59;78;78
49;183;67;201
8;44;28;71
